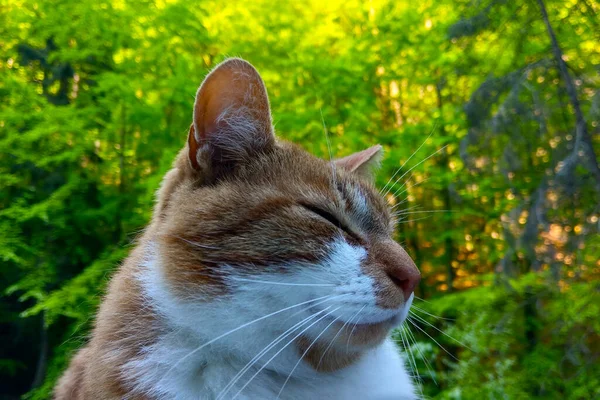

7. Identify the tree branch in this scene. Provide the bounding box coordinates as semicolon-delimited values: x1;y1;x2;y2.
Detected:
536;0;600;192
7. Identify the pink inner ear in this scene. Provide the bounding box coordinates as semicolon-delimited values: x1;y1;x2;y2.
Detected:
193;58;272;143
335;145;383;173
187;58;275;172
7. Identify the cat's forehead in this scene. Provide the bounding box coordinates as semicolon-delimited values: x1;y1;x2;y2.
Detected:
242;144;371;191
233;144;391;220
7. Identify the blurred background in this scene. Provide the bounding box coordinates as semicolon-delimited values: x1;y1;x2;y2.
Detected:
1;0;599;399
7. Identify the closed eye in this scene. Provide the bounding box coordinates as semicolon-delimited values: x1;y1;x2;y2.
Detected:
299;202;358;239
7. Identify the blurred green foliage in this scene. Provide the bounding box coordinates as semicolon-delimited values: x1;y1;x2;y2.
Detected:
0;0;598;399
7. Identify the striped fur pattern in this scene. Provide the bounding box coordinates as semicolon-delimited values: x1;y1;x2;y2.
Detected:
54;58;420;399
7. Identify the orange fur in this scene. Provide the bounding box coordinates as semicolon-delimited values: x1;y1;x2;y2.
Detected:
54;58;420;399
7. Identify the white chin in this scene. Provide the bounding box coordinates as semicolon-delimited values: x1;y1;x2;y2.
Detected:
397;293;414;326
338;293;416;327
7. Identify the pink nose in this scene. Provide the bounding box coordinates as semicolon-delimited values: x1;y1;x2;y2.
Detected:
367;239;422;308
386;266;420;301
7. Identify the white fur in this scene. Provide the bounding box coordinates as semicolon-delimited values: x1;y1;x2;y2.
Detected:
348;185;369;218
125;239;417;399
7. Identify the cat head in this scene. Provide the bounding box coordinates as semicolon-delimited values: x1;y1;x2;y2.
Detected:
149;58;420;371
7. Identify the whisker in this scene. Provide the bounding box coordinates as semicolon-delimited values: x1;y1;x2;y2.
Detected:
396;216;432;224
231;307;341;399
346;304;367;352
411;305;454;321
392;204;421;215
408;317;459;362
231;278;335;287
394;209;454;217
399;327;422;388
391;196;412;209
384;144;448;199
321;108;337;186
316;307;363;369
404;328;428;400
391;177;432;204
172;236;220;250
159;294;339;382
404;324;437;386
217;308;329;399
381;125;436;195
282;294;350;323
387;170;417;198
409;312;472;351
388;170;425;201
276;312;345;398
400;330;423;386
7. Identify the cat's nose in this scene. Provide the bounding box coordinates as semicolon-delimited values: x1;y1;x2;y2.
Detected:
377;240;420;303
385;262;420;302
367;239;421;308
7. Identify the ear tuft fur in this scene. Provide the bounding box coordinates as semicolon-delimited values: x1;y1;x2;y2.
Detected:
187;58;274;178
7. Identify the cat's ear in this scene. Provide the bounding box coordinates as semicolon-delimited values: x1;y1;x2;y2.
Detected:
187;58;274;178
334;145;383;179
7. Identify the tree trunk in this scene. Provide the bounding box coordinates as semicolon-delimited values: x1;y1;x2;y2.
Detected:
537;0;600;192
31;312;48;389
119;104;127;195
116;104;127;241
435;79;455;292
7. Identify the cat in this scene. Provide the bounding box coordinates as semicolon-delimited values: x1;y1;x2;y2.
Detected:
54;58;421;400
